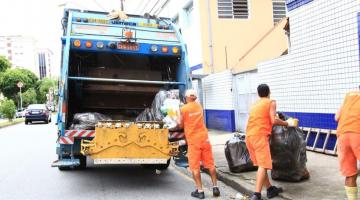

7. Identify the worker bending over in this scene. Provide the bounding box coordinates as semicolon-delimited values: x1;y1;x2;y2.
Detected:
177;89;220;199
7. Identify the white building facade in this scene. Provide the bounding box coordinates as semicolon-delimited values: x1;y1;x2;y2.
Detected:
171;0;203;75
258;0;360;130
0;36;39;75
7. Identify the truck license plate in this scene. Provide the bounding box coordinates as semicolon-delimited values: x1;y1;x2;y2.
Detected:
117;42;139;51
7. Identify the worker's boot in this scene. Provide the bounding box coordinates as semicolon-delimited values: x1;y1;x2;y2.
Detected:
250;193;263;200
191;189;205;199
213;186;220;197
267;186;283;198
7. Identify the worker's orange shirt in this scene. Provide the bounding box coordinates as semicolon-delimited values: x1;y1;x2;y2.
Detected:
246;98;273;137
180;102;208;144
337;91;360;135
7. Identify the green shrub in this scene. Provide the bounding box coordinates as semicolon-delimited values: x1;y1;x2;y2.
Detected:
0;98;16;121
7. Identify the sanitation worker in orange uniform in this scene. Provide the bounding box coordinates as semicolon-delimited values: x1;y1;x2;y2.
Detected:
177;89;220;199
246;84;295;200
335;91;360;200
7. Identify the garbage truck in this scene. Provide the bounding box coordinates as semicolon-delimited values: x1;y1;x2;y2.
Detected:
52;9;191;170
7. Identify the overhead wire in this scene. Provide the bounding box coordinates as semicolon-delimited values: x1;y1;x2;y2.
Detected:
92;0;107;11
153;0;170;16
139;0;153;15
148;0;161;15
134;0;145;14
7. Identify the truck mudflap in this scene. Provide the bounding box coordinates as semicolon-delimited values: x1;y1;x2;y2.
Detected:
81;121;179;164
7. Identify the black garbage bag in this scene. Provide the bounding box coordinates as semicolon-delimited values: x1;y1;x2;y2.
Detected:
225;133;257;173
270;114;310;182
70;112;111;130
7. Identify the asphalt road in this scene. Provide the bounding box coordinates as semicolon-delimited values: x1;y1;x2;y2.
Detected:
0;116;239;200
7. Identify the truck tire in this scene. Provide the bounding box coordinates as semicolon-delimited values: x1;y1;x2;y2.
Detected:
58;155;86;170
58;166;71;171
75;155;87;170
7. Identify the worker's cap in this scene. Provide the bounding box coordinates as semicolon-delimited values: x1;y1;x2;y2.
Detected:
185;89;197;98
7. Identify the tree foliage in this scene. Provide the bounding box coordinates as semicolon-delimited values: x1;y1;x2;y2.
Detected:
22;88;37;107
0;56;11;73
0;98;16;121
37;78;57;104
0;68;38;101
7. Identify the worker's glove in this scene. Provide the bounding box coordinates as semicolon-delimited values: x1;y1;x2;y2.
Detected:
286;118;298;127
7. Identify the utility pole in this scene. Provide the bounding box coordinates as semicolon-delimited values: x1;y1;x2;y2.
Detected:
121;0;124;11
17;82;23;110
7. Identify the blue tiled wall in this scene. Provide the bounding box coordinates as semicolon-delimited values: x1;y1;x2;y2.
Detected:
205;110;235;132
283;112;337;130
190;64;202;72
286;0;314;11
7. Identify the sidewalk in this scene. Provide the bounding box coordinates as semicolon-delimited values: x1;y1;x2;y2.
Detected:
207;130;352;200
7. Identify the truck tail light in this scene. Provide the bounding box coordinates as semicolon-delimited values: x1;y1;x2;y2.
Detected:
73;40;81;47
150;45;158;52
172;47;179;54
108;42;116;49
85;41;92;48
96;42;104;49
161;46;168;53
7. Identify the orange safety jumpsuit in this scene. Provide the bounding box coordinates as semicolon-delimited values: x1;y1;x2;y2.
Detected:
336;91;360;177
181;101;215;171
245;98;273;169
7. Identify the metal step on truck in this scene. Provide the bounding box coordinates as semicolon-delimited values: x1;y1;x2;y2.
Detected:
52;9;191;170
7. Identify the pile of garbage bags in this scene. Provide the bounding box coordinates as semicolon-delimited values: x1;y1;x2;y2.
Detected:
136;90;181;130
270;113;310;182
225;133;257;173
69;112;111;130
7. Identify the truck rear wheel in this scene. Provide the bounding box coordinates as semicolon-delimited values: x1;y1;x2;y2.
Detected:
57;155;86;170
75;155;87;170
58;166;71;171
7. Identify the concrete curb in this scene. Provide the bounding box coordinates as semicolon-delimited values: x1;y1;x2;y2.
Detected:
171;162;290;200
171;162;252;198
213;170;253;198
0;119;25;129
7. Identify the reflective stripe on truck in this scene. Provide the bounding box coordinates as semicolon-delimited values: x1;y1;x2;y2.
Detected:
59;130;96;144
65;130;95;137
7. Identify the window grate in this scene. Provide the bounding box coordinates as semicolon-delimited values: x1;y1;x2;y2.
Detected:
273;0;286;24
218;0;248;19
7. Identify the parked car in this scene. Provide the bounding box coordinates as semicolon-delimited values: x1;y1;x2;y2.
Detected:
25;104;51;124
15;109;25;118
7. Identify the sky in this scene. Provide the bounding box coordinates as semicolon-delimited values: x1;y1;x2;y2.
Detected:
0;0;181;77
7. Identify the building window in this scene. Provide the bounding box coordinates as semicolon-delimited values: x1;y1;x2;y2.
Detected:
272;0;286;24
218;0;249;19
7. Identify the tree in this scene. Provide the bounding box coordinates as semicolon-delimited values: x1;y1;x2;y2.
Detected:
0;56;11;73
22;88;37;107
0;98;16;121
0;68;38;102
37;78;57;104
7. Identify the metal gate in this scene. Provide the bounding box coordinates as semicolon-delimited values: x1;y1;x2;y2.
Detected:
233;71;258;132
